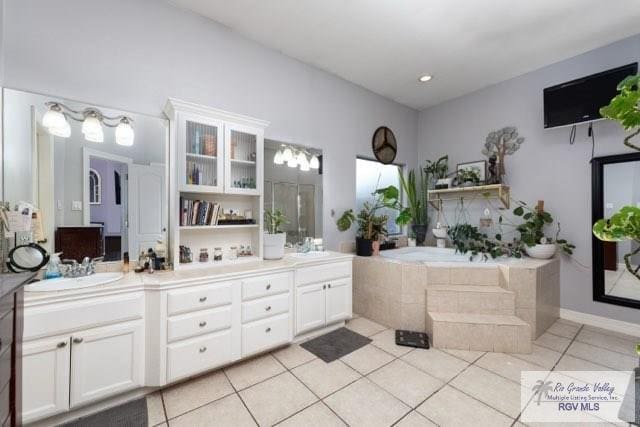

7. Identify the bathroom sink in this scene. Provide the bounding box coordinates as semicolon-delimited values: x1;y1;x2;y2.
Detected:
289;251;330;258
25;272;124;292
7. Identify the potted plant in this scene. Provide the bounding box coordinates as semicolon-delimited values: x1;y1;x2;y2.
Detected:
593;205;640;279
599;74;640;151
264;209;288;260
377;169;429;245
424;155;450;189
336;197;389;257
513;201;575;259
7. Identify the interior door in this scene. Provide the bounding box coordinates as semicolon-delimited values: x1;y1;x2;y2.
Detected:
325;278;352;324
22;337;70;423
70;321;144;407
128;164;166;256
295;283;325;335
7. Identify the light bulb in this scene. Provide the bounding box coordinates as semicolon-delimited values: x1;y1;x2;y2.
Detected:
282;147;293;162
115;118;135;146
82;114;104;142
298;153;309;170
43;105;66;129
287;157;298;168
309;155;320;169
50;120;71;138
273;150;284;165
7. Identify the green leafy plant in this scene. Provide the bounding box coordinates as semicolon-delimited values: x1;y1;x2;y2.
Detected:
447;223;523;261
424;155;449;182
593;205;640;279
599;74;640;151
373;170;428;227
264;209;288;234
336;209;356;232
512;201;575;255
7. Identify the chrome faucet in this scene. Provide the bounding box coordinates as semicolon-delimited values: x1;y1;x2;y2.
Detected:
61;256;103;277
296;237;315;253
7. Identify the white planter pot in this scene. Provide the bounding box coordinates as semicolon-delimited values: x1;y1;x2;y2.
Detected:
263;233;286;260
432;227;448;239
525;243;557;259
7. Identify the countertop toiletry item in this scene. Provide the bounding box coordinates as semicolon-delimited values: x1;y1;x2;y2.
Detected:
213;247;223;261
199;248;209;263
44;253;62;279
229;246;238;261
123;252;130;273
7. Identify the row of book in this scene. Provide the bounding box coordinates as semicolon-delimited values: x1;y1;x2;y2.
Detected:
180;198;221;226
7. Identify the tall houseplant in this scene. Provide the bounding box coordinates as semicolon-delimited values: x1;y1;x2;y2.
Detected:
593;206;640;279
599;74;640;151
336;195;389;256
376;169;429;244
264;209;288;260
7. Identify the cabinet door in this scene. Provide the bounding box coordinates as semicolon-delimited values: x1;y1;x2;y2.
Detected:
295;283;325;335
325;278;352;324
70;321;144;407
178;112;224;193
224;123;263;195
22;337;70;423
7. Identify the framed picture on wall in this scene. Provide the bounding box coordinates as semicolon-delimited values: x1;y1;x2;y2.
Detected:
456;160;487;183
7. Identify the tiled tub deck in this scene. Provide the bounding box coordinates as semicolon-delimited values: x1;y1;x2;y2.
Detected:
353;255;560;353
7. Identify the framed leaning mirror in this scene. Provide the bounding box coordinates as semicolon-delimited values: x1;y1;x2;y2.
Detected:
591;152;640;309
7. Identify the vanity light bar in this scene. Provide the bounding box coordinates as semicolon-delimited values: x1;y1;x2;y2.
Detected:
42;102;135;146
273;144;319;171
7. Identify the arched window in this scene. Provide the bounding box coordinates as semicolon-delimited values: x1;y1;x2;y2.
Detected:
89;168;102;205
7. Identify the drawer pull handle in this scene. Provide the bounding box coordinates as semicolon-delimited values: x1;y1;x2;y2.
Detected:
57;342;67;348
323;285;326;290
73;337;83;344
265;306;271;311
199;296;207;302
199;346;207;353
266;284;271;290
199;321;207;327
265;327;271;333
328;284;332;288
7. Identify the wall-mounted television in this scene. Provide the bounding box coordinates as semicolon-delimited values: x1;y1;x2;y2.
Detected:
543;62;638;129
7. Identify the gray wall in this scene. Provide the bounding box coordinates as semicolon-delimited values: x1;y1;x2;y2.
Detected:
418;34;640;324
1;0;419;250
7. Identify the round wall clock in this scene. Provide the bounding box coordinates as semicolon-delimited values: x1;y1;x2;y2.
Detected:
371;126;397;164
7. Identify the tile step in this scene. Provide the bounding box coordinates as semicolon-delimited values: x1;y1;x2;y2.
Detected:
426;285;516;315
427;312;531;353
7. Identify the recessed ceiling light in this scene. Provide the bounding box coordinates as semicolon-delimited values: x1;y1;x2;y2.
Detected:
419;75;432;82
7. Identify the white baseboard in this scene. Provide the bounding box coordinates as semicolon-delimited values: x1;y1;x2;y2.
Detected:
560;308;640;337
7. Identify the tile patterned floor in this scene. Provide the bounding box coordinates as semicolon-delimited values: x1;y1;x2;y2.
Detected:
144;316;639;426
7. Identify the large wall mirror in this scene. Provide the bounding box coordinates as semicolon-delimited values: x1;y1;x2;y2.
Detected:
592;152;640;309
2;89;168;262
264;140;323;245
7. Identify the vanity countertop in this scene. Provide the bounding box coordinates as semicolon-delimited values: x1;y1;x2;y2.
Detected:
24;251;353;303
0;272;36;300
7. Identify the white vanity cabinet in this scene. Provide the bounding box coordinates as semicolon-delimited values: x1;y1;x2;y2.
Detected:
22;293;145;424
295;262;353;336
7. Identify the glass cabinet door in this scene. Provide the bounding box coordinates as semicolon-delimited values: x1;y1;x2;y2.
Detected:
225;124;263;195
178;113;224;193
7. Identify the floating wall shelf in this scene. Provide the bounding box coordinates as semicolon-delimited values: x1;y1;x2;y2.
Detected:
428;184;510;209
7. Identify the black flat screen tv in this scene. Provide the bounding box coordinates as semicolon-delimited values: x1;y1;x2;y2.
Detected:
543;62;637;129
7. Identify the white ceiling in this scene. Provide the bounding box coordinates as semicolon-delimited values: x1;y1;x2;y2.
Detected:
170;0;640;110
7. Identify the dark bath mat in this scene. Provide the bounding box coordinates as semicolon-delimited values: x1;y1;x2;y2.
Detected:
59;397;147;427
301;327;371;363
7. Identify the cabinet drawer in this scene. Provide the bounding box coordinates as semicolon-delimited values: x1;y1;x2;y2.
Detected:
24;293;143;341
167;306;232;343
242;313;290;357
242;293;290;324
0;310;12;355
242;272;290;301
167;330;233;383
167;282;232;316
296;262;351;286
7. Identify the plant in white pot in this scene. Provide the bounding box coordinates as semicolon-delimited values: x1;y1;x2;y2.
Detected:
264;209;288;260
513;200;575;259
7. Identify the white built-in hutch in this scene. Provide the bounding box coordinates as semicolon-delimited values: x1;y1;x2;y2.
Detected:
164;98;267;268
